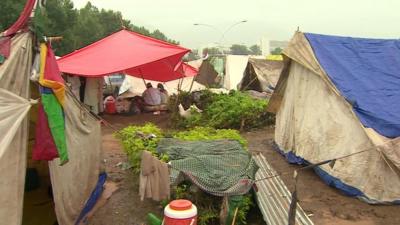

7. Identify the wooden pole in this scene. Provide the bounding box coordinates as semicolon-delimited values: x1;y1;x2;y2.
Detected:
231;207;239;225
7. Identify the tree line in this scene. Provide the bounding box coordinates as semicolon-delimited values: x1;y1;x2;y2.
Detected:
0;0;179;56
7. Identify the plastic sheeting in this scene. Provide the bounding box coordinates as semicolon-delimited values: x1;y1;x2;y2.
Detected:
0;31;103;224
239;58;283;92
49;90;102;225
158;139;258;196
0;89;31;159
274;61;400;203
224;55;248;90
305;33;400;138
57;30;190;82
0;32;32;225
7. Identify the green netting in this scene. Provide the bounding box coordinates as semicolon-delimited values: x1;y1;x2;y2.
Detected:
157;139;258;196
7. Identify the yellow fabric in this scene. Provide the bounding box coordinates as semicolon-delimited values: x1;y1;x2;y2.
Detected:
39;43;65;106
266;55;283;61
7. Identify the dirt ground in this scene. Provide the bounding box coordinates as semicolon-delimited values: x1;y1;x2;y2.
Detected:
90;113;399;225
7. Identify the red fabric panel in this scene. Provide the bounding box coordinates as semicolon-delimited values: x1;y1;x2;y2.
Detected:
57;30;190;81
0;37;11;58
178;63;198;77
32;102;59;161
3;0;36;36
44;43;65;85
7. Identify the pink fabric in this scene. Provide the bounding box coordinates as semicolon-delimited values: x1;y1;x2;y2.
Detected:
57;29;191;82
32;102;59;161
3;0;36;36
0;37;11;58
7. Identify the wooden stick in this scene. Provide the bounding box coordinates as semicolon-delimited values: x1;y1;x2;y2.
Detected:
47;36;63;42
231;207;239;225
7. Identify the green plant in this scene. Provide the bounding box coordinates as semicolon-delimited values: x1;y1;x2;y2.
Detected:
115;123;163;173
204;91;268;130
171;182;221;225
169;90;273;130
198;208;219;225
235;194;254;225
173;126;247;148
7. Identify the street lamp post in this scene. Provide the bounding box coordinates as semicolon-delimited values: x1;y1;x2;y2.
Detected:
193;20;247;54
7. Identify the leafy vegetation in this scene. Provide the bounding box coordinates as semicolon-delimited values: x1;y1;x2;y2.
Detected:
169;90;274;130
173;126;247;148
116;123;256;224
116;123;247;172
115;123;163;173
205;91;269;130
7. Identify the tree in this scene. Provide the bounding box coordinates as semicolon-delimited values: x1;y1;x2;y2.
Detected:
0;0;25;31
203;47;222;56
184;49;199;61
0;0;179;56
271;47;283;55
230;44;250;55
249;44;262;55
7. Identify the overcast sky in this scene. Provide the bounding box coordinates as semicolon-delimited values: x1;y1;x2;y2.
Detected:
72;0;400;49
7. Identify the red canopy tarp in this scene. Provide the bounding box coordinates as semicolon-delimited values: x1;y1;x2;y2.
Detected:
175;61;198;77
57;29;192;82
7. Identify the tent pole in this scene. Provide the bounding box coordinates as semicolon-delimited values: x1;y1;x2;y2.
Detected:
139;68;147;87
188;76;195;93
177;78;183;92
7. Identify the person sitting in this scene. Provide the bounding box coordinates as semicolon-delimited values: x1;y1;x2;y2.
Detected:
157;83;169;104
142;83;161;106
142;83;162;113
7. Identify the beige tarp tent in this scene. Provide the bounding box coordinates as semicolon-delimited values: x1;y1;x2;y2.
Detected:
194;59;219;87
238;58;283;92
268;32;400;203
0;32;103;224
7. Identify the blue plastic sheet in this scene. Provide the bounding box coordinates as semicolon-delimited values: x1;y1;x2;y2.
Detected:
75;172;107;225
305;33;400;138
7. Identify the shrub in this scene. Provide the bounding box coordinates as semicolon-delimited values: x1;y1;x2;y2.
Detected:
169;90;273;130
173;126;247;148
204;91;269;130
116;124;248;172
116;124;255;224
114;123;163;173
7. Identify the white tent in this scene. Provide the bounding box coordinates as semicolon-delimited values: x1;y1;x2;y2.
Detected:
118;59;206;97
223;55;249;90
0;32;103;224
268;32;400;204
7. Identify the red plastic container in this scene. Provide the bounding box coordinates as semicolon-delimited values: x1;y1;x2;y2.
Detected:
104;96;116;114
164;199;197;225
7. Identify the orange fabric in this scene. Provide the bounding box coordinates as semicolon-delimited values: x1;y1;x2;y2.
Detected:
39;43;65;106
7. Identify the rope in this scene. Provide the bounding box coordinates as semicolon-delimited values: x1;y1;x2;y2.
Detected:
254;146;375;182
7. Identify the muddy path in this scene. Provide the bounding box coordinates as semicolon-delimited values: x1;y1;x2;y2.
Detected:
90;114;399;225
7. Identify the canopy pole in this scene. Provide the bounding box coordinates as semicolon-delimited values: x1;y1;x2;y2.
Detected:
139;68;147;87
178;78;183;92
188;76;195;93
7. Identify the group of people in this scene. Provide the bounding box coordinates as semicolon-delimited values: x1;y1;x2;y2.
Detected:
142;82;169;106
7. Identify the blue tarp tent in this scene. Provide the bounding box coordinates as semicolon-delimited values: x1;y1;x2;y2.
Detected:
305;33;400;138
268;32;400;204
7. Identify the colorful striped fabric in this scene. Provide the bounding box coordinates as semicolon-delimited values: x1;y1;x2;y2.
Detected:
35;43;68;165
39;43;65;106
